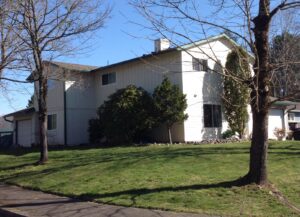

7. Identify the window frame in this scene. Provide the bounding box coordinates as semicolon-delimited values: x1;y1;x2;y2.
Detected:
47;114;57;130
47;79;55;90
102;72;116;86
288;113;295;121
203;104;222;128
192;58;208;72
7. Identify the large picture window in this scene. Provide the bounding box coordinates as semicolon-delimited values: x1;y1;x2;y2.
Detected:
102;72;116;85
192;58;208;72
203;104;222;127
48;114;57;130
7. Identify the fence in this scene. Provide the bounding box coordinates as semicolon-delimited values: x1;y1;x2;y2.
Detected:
0;131;13;148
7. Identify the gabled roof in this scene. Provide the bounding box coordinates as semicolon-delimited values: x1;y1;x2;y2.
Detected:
27;61;99;81
3;107;35;118
91;34;248;72
270;96;300;107
27;34;248;76
27;34;250;78
45;61;98;72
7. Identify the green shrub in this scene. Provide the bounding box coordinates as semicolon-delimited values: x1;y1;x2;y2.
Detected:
88;119;103;144
222;129;236;139
89;85;155;145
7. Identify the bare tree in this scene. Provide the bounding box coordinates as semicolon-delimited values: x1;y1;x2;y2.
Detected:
131;0;300;185
0;0;25;84
11;0;111;164
270;32;300;99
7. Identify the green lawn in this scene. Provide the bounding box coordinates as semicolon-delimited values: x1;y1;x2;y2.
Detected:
0;141;299;216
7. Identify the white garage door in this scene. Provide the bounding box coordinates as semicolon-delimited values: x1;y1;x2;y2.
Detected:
268;109;284;139
18;119;32;147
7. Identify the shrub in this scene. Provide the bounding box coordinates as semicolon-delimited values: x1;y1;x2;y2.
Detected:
222;129;236;139
273;128;285;140
89;85;155;145
88;119;103;144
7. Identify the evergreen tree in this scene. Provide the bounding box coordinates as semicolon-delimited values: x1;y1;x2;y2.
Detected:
26;95;34;108
223;48;250;138
153;77;188;144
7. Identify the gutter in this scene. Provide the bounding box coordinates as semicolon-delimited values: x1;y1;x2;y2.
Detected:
286;105;297;113
3;116;13;123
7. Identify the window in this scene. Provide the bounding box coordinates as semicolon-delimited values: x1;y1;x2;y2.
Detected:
192;58;208;71
102;72;116;85
288;113;295;121
47;79;55;90
203;104;222;127
47;114;57;130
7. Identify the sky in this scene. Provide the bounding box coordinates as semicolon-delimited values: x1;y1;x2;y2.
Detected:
0;0;293;115
1;0;212;115
0;0;158;115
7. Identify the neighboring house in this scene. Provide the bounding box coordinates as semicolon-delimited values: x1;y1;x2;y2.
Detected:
287;104;300;130
266;98;300;140
0;116;12;132
4;34;300;147
0;116;13;147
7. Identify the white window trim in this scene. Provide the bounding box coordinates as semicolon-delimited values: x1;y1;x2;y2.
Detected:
101;72;116;86
47;114;57;131
288;113;295;121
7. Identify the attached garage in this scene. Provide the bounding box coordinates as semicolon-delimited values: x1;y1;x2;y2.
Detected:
17;119;33;147
3;107;37;147
268;109;284;140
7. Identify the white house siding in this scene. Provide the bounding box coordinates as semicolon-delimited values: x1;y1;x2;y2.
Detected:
290;112;300;122
17;119;32;147
13;113;39;147
268;109;284;139
94;52;185;142
65;73;97;145
181;39;232;141
46;79;65;145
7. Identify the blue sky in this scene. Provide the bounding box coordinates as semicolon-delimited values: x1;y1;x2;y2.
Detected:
2;0;288;115
1;1;210;115
0;0;157;115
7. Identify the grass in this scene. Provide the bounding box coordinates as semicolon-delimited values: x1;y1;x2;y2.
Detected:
0;141;299;216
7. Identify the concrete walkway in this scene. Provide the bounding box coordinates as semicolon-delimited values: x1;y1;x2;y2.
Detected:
0;184;216;217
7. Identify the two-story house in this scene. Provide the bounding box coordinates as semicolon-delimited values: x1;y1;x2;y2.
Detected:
4;34;299;147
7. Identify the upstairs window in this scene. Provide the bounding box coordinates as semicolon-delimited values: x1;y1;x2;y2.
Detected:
47;114;57;130
47;79;55;90
192;58;208;71
102;72;116;85
203;104;222;128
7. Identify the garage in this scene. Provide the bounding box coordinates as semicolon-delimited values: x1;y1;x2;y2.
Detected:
268;109;284;139
17;119;32;147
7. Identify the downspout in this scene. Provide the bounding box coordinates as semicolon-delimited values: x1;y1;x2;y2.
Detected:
63;81;67;146
15;120;18;146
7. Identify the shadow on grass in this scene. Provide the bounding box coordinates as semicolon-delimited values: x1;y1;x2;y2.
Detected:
76;178;245;206
0;162;38;171
1;144;298;176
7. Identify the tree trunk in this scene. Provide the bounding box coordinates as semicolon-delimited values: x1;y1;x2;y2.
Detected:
168;126;172;145
244;0;271;185
38;75;48;164
246;109;269;185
